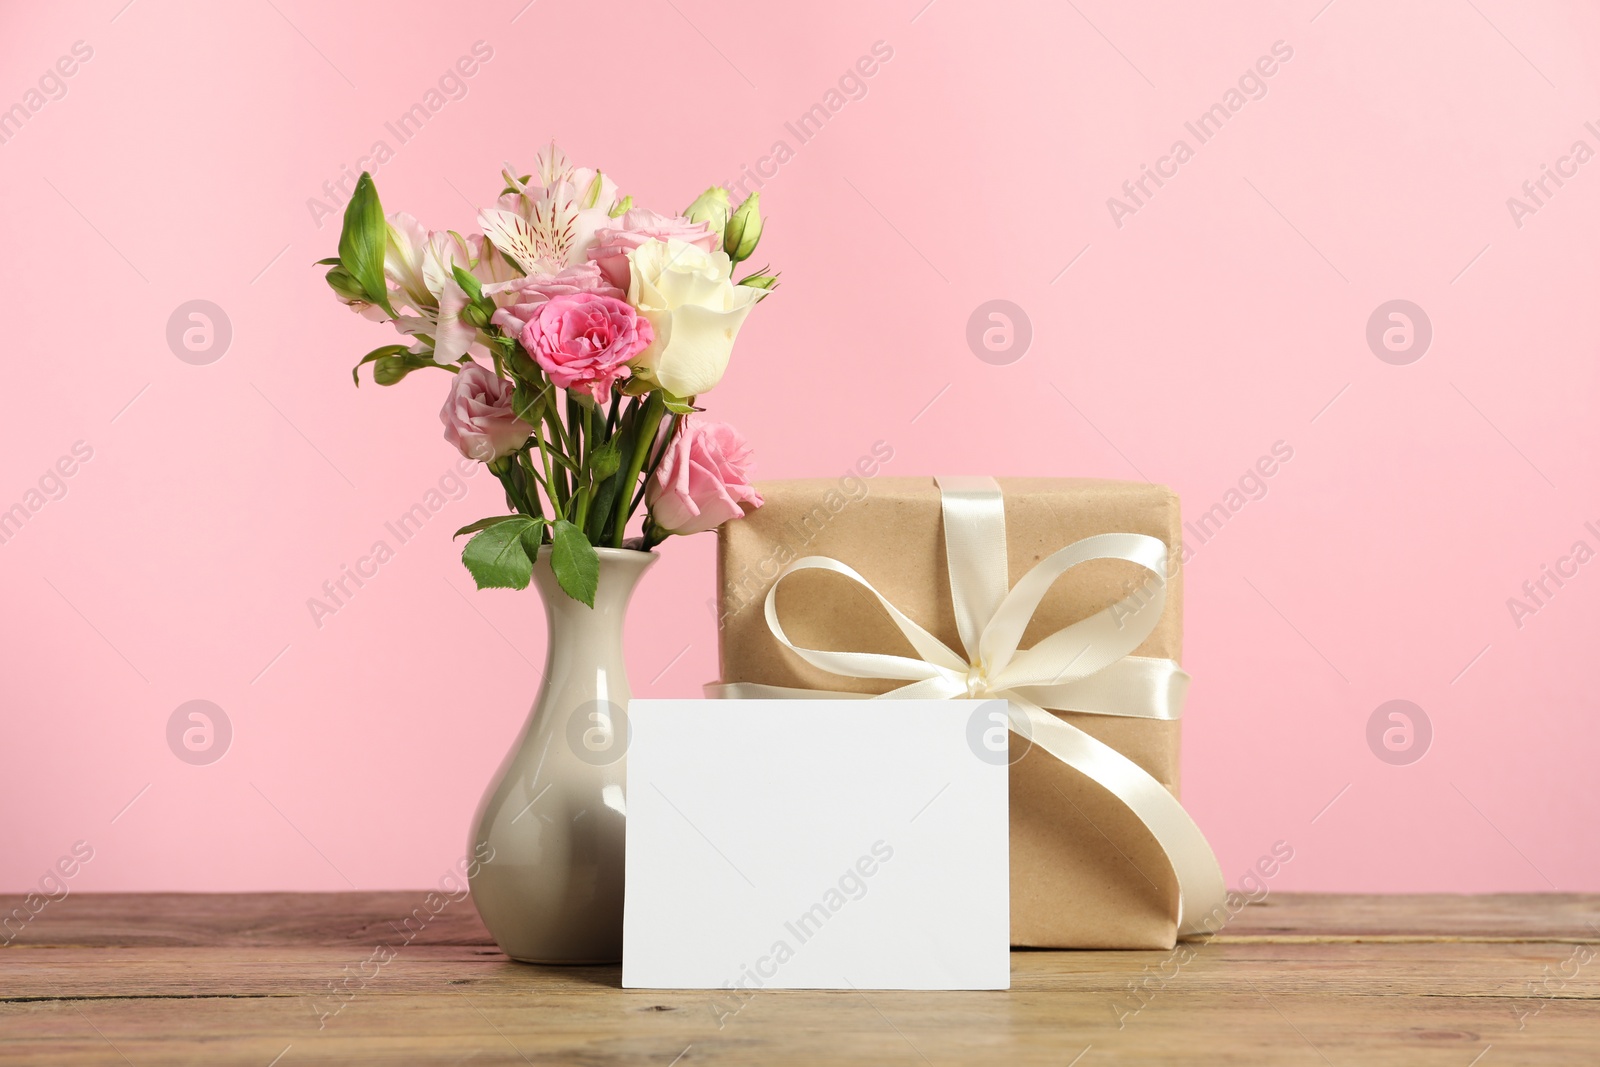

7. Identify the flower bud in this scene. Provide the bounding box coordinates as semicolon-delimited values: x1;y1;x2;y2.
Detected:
324;265;368;304
737;272;779;291
373;355;414;386
684;186;732;237
722;193;763;264
511;382;546;424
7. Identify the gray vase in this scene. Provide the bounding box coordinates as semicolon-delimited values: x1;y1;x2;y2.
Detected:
467;547;656;963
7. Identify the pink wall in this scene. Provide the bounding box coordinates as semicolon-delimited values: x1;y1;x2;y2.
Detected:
3;0;1596;896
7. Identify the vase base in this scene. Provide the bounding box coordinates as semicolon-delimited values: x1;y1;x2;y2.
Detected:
507;955;621;966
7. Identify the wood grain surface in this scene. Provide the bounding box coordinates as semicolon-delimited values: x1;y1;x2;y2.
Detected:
2;893;1597;1064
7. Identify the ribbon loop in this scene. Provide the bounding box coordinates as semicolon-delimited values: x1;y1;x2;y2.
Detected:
986;532;1169;691
764;556;968;681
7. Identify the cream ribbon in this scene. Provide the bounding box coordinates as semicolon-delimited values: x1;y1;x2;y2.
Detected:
711;476;1226;937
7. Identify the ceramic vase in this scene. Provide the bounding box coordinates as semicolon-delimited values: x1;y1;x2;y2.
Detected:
467;547;656;963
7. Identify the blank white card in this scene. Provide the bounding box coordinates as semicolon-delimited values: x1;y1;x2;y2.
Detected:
623;699;1010;991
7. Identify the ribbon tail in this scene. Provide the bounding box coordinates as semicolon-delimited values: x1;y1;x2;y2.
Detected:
1012;698;1228;939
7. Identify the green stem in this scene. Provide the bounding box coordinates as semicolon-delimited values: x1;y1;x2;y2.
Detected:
506;460;527;514
497;475;518;514
573;402;597;528
493;464;527;516
517;450;548;522
536;381;573;504
640;518;671;552
534;425;564;516
606;389;622;437
540;405;570;456
611;392;666;547
630;412;679;514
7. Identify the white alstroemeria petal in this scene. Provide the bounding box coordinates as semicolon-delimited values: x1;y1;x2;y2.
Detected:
478;207;544;274
432;279;476;365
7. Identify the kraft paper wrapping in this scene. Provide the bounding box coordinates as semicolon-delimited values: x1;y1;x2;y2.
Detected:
714;477;1185;949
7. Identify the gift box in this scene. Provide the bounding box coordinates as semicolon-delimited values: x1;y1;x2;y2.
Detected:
712;476;1219;950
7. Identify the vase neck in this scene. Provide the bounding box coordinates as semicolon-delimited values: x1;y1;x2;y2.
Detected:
531;548;656;656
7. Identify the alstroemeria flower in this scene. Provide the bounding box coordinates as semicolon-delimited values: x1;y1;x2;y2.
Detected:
376;227;512;365
476;142;622;276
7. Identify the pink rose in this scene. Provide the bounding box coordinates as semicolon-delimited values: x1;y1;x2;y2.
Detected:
521;293;653;404
646;418;763;536
484;261;623;338
440;361;533;462
588;208;720;290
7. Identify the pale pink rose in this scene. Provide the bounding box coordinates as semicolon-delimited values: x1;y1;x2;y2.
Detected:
440;361;533;462
588;208;720;290
646;418;763;536
522;293;653;404
484;261;624;339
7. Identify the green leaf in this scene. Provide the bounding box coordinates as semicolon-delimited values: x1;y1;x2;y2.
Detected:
550;519;599;607
453;515;523;539
519;522;544;564
587;436;622;482
587;415;637;542
619;377;654;397
313;257;342;266
661;392;701;415
586;473;623;543
352;344;411;387
337;173;394;316
461;519;538;590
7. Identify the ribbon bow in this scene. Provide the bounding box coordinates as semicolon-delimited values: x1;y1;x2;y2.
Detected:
716;476;1226;937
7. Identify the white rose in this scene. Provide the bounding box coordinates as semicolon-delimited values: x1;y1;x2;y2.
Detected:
626;238;760;397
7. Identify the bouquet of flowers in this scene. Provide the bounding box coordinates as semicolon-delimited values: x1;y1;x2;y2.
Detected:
320;144;773;606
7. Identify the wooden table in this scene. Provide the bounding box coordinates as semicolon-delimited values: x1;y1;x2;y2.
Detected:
2;893;1597;1064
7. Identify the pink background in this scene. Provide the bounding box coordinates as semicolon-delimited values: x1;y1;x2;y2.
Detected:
3;0;1596;896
